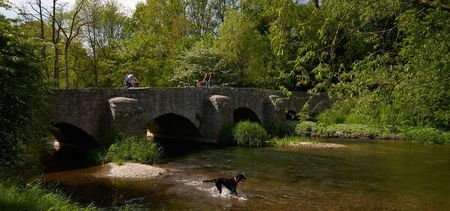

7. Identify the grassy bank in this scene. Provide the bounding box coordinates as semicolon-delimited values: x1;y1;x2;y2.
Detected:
278;121;450;144
0;176;94;210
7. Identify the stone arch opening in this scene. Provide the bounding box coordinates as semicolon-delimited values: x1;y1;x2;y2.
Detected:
49;122;99;151
286;110;300;121
45;122;99;171
146;113;201;140
233;107;261;123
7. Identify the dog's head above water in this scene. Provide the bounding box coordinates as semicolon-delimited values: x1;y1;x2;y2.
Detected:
235;173;246;182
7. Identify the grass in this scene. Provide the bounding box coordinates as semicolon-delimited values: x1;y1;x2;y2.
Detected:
233;121;269;147
105;135;162;164
400;127;450;144
284;119;449;144
318;124;393;139
0;176;94;210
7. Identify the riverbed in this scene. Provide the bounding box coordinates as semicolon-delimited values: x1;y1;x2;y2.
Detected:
39;139;450;210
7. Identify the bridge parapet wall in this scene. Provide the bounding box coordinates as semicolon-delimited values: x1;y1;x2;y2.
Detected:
47;88;329;146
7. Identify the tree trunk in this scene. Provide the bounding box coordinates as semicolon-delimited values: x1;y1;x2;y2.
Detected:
312;0;320;8
64;43;70;89
53;47;59;88
93;18;98;86
52;0;60;88
38;0;46;63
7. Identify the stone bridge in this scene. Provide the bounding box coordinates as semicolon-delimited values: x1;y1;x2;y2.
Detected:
47;88;329;147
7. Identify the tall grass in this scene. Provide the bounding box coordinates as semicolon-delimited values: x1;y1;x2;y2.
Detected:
0;177;93;210
233;121;269;147
400;127;450;144
105;136;162;164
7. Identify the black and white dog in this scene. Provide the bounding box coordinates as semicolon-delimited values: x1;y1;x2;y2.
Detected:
203;173;246;195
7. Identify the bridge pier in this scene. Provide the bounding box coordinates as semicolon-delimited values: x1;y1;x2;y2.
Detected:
263;95;285;134
200;95;233;140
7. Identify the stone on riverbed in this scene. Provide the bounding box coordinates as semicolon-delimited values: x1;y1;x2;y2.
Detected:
286;142;347;148
96;162;167;179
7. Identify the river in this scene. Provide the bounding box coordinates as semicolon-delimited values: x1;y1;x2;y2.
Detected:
40;139;450;210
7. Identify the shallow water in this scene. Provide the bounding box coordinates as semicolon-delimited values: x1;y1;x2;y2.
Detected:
40;139;450;210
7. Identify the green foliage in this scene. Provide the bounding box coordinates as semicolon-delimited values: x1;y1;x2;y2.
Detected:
319;124;389;139
295;121;319;136
322;2;450;131
0;177;94;210
105;136;162;164
277;120;297;137
0;16;47;168
216;9;272;87
233;121;269;147
400;127;450;144
8;0;449;139
317;100;356;125
170;42;239;87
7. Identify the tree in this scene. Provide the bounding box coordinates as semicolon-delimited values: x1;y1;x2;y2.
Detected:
55;0;86;89
170;42;239;87
125;0;189;87
0;14;47;167
81;0;128;87
216;10;270;87
50;0;61;88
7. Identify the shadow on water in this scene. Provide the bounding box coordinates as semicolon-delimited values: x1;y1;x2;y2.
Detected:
154;137;220;161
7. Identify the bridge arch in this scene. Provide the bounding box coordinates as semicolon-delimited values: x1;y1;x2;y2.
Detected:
233;107;261;123
49;122;99;151
146;113;201;140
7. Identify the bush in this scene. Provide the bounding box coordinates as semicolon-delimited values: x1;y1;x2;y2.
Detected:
277;121;298;137
317;100;355;125
105;136;162;164
233;121;269;147
400;127;450;144
295;121;319;136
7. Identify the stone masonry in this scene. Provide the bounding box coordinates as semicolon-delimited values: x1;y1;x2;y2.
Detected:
47;88;329;146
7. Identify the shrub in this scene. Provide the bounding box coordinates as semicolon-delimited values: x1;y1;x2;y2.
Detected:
105;136;162;164
317;100;355;125
295;121;319;136
277;121;298;137
400;127;450;144
233;121;269;147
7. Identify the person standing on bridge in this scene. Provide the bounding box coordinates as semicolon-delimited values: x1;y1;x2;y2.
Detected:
124;72;140;88
202;72;212;87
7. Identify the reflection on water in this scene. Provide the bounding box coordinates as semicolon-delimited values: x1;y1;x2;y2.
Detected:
40;139;450;210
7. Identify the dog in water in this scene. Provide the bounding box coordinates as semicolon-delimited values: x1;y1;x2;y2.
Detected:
203;173;246;195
